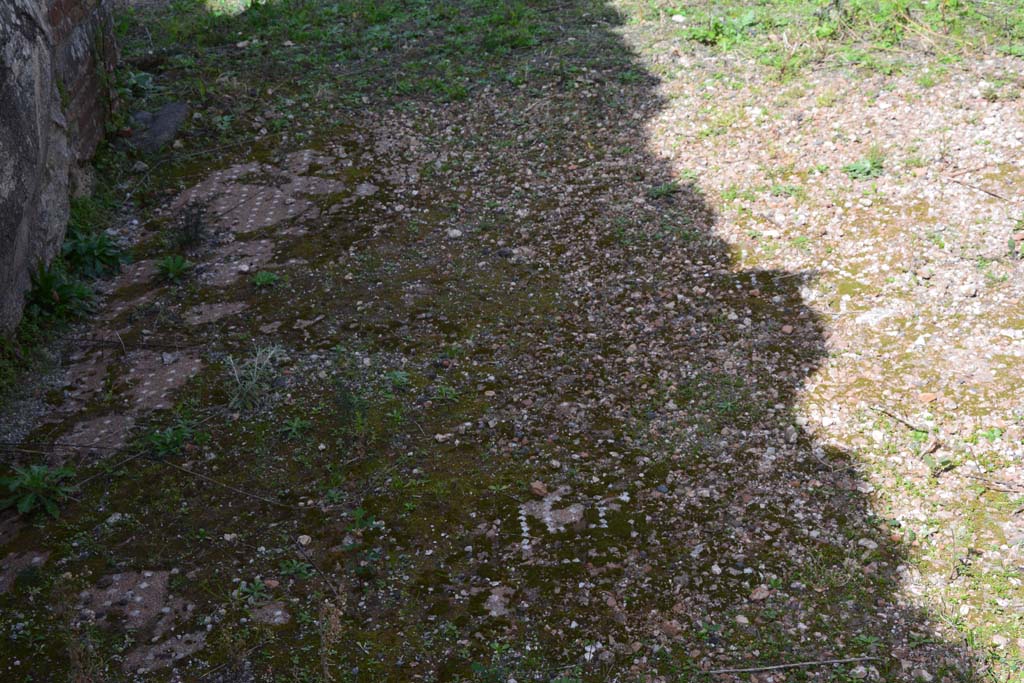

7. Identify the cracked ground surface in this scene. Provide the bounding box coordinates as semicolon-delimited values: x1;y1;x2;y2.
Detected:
1;1;1023;681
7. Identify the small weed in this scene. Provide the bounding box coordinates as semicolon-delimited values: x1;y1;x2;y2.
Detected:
62;231;126;278
252;271;279;288
435;384;459;402
280;417;311;441
156;254;193;283
722;184;758;202
647;182;680;199
842;148;886;180
816;90;839;107
279;559;315;580
225;345;283;410
232;578;270;605
145;421;204;458
685;10;760;49
770;183;805;199
1009;226;1024;259
1;464;76;518
926;231;946;249
170;202;207;249
26;262;93;322
385;370;410;389
975;427;1003;443
347;507;376;531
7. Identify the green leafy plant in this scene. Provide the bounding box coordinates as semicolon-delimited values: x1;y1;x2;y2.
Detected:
63;231;127;278
842;148;886;179
347;506;376;531
26;262;93;322
279;417;311;441
434;384;459;402
1;464;76;518
385;370;410;389
279;559;315;580
145;422;199;457
157;254;193;283
118;69;155;99
251;271;279;288
685;10;759;48
232;578;270;605
1009;222;1024;259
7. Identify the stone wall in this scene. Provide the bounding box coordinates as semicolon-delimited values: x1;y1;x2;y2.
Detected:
0;0;117;335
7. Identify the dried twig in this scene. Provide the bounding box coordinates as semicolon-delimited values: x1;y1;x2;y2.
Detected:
943;176;1010;202
870;404;930;433
706;656;879;675
161;459;297;510
294;539;343;601
963;473;1024;494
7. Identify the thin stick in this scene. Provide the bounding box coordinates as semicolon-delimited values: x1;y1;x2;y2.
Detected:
294;539;342;601
65;335;185;351
161;459;296;510
943;176;1010;202
114;331;128;356
74;451;149;489
963;473;1024;494
870;404;929;433
706;656;878;675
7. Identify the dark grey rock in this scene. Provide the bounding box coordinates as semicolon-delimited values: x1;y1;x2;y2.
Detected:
132;102;189;153
0;0;71;334
0;0;115;334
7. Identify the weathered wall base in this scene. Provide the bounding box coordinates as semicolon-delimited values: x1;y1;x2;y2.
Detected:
0;0;117;335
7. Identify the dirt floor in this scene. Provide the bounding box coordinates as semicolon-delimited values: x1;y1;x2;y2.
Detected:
1;1;1023;681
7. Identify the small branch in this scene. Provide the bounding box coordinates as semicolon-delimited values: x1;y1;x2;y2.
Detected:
943;176;1010;202
161;459;297;510
870;404;930;433
962;473;1024;494
294;539;343;601
706;656;879;675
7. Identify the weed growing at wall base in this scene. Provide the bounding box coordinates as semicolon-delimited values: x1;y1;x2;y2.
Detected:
0;464;76;518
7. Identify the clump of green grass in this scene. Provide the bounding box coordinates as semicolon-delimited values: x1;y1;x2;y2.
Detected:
252;271;279;288
648;182;680;199
385;369;410;389
225;345;284;410
843;148;885;180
